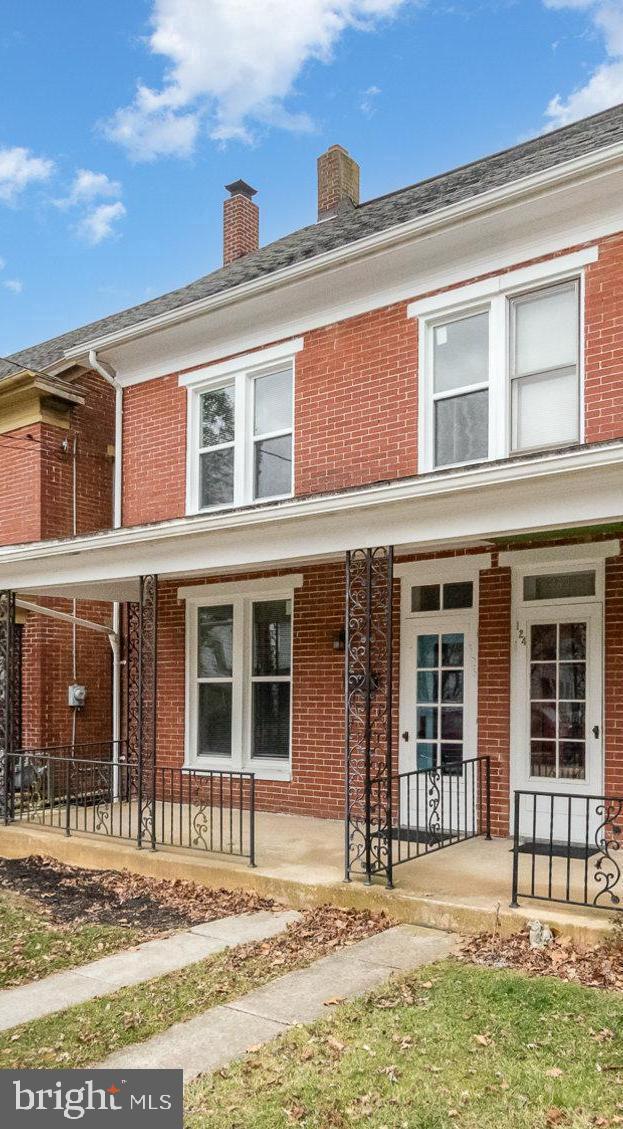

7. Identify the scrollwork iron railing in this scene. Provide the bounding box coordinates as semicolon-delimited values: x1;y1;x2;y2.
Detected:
6;746;255;865
511;789;623;912
371;755;491;868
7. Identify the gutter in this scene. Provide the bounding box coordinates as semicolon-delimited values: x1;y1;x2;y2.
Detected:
87;349;123;787
62;137;623;361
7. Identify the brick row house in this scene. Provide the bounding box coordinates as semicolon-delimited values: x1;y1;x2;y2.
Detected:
2;105;623;912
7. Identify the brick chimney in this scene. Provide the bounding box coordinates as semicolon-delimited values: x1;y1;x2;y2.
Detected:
317;145;360;220
223;180;259;265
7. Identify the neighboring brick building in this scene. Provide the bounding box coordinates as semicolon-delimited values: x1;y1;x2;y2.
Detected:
0;366;115;750
3;103;623;887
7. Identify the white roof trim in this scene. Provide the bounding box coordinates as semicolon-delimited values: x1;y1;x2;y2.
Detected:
61;140;623;361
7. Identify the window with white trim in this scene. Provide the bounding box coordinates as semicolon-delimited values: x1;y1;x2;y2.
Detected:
419;272;582;471
191;361;294;512
189;589;293;774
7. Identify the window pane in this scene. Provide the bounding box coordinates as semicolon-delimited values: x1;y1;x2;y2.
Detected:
559;622;586;661
417;635;438;668
198;683;232;757
441;670;463;703
254;369;292;435
411;584;440;612
559;742;585;780
198;605;233;677
441;744;463;774
441;707;463;740
443;581;473;609
435;389;488;467
252;682;290;759
417;707;437;740
530;663;556;700
531;740;556;777
417;743;435;771
417;670;438;703
254;435;292;498
512;368;579;451
433;312;489;393
531;702;556;739
253;600;291;676
524;571;595;601
559;701;585;740
200;386;235;447
530;623;557;661
559;663;586;701
514;283;578;376
442;634;464;668
200;448;234;508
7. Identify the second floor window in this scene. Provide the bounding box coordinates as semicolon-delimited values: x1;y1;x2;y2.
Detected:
420;270;582;472
193;362;294;511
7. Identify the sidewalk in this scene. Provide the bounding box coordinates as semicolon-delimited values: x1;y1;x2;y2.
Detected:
97;924;456;1079
0;910;300;1030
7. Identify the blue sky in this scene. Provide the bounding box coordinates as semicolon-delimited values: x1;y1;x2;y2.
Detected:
1;0;621;356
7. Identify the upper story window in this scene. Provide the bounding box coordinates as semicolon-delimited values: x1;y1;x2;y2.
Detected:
182;339;302;514
412;251;591;474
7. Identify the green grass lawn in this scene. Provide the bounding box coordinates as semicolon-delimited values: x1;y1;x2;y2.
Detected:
0;892;143;988
185;960;623;1129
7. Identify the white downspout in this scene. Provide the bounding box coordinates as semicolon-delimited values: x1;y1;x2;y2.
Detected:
88;350;123;787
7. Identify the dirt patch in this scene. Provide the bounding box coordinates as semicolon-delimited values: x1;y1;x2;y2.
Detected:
0;855;275;932
461;925;623;991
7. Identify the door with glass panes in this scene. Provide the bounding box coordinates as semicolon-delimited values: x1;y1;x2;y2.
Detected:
513;602;603;843
400;614;477;837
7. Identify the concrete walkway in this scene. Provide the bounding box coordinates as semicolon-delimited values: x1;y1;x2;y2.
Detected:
0;910;300;1031
97;924;456;1079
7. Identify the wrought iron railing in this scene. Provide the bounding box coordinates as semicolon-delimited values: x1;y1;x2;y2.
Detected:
5;748;255;865
510;790;622;912
371;755;491;873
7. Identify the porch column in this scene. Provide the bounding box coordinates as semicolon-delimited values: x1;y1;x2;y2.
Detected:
126;575;158;849
344;547;394;887
0;590;16;822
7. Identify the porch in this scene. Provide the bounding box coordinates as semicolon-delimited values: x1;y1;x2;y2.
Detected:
0;806;614;942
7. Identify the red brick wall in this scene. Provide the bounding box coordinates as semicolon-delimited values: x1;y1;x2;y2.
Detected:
584;233;623;445
122;374;186;527
294;304;418;496
1;370;116;752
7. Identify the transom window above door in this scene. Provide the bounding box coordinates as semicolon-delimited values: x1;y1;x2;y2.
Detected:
182;340;302;514
410;250;594;473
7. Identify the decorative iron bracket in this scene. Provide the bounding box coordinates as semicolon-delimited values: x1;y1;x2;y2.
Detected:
0;591;16;823
344;547;394;887
126;576;158;849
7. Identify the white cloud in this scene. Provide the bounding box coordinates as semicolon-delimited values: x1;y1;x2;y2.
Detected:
104;0;408;160
59;168;122;207
2;279;23;294
76;201;127;245
0;146;54;203
360;84;382;115
0;256;5;271
544;1;623;127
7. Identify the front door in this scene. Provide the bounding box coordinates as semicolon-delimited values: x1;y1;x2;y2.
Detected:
400;615;478;837
513;604;603;843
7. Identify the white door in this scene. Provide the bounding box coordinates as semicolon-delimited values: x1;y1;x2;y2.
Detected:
399;615;478;838
512;604;603;843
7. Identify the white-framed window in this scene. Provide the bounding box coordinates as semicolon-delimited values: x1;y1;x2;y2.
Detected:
182;576;302;778
182;340;301;514
411;250;594;473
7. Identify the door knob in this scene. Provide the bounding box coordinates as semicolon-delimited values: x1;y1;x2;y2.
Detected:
401;731;409;741
592;725;600;739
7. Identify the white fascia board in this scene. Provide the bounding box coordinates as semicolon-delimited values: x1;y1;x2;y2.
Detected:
2;444;623;593
62;141;623;364
178;574;304;600
178;338;303;388
407;246;599;318
499;540;621;570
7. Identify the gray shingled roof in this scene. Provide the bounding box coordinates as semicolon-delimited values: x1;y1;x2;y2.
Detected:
4;102;623;381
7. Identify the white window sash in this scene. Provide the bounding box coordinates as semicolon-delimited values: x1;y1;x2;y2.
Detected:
417;261;586;473
185;583;297;778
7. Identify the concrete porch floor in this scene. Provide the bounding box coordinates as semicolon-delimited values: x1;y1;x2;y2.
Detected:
0;806;616;943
